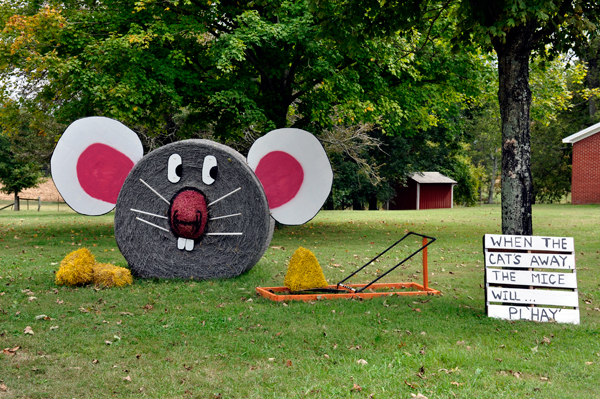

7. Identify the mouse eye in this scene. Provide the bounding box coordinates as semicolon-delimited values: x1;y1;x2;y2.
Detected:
202;155;218;185
168;154;182;183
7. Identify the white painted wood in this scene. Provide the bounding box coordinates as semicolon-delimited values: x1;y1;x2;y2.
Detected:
487;304;580;324
484;234;574;252
487;287;579;307
416;183;420;210
450;184;454;209
486;269;577;288
484;252;575;270
247;128;333;225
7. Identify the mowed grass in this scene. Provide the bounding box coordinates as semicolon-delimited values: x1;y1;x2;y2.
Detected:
1;204;600;398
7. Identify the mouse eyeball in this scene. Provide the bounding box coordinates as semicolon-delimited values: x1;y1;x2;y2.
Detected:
202;155;218;185
168;154;182;183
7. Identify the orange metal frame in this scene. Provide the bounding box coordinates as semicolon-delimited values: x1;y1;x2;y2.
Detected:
256;237;441;302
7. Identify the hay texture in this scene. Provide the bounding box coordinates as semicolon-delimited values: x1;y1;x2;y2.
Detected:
93;263;134;287
284;247;328;292
114;140;273;280
55;248;95;286
55;248;133;288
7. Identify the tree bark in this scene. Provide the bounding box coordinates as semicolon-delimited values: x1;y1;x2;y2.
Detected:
493;23;535;235
13;192;20;211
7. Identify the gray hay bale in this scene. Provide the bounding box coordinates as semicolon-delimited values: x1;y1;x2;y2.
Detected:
114;139;274;279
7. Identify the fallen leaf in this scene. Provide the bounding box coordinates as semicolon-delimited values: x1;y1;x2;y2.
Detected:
28;296;37;302
123;375;132;382
2;346;20;356
92;359;99;364
35;314;48;320
56;299;64;304
50;326;59;331
79;307;90;313
451;381;463;386
120;312;134;316
357;359;368;365
540;376;548;381
531;346;538;353
456;340;465;346
351;383;362;392
24;326;34;335
0;384;7;392
410;394;428;399
542;336;551;345
585;362;594;365
105;341;112;345
285;360;292;367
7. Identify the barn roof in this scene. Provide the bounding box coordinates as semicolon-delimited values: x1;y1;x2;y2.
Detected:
562;121;600;144
410;172;457;184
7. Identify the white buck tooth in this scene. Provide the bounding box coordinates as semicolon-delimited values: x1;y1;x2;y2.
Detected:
177;237;186;250
185;239;194;251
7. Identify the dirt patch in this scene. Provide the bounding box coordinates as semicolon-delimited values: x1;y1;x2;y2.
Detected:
0;178;63;202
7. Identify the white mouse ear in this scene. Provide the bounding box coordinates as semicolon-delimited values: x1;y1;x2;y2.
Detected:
247;128;333;225
51;117;143;216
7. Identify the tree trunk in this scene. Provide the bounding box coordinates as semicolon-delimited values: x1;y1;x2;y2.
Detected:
368;195;378;210
13;192;20;211
493;24;535;235
352;198;363;211
487;154;498;204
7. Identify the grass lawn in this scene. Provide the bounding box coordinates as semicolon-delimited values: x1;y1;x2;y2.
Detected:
1;204;600;398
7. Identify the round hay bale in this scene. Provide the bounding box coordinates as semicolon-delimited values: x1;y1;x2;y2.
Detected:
114;139;274;279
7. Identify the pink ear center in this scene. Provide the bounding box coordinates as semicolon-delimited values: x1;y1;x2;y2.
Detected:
77;143;135;204
254;151;304;209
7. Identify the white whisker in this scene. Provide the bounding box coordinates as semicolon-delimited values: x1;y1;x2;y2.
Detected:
131;208;168;219
139;179;170;205
209;213;242;221
135;217;170;233
208;187;241;207
206;232;243;236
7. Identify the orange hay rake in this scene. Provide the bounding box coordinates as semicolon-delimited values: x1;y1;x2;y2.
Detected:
256;231;441;301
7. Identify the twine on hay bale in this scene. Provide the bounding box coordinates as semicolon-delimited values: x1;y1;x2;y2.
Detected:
114;139;274;280
284;247;329;292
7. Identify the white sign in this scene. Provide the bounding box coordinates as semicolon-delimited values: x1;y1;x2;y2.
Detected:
487;305;580;324
486;269;577;288
487;287;578;307
484;234;574;252
484;234;579;324
485;252;575;270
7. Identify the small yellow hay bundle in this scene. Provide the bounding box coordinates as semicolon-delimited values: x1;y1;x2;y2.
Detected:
93;263;133;288
55;248;133;288
284;247;328;292
55;248;95;286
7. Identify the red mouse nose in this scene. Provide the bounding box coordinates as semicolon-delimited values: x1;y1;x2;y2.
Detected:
169;188;208;239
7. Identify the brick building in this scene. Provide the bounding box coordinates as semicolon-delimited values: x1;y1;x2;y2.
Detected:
563;122;600;204
389;172;457;210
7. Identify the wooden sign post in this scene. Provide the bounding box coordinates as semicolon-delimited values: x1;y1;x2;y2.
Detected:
484;234;580;324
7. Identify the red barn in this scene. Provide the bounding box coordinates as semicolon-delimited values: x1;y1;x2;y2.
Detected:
388;172;457;210
563;123;600;204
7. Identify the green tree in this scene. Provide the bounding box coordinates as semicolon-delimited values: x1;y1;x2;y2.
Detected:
312;0;600;234
0;134;44;210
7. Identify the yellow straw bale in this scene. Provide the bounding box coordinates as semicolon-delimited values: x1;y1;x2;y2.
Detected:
93;263;133;288
55;248;95;286
284;247;328;292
